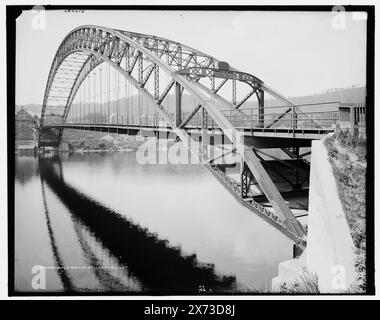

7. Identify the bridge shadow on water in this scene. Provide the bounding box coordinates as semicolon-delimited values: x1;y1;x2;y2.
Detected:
38;155;236;294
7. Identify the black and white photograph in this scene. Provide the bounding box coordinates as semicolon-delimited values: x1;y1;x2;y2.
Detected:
4;4;375;299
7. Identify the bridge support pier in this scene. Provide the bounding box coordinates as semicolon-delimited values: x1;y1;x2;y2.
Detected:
257;89;264;128
175;82;183;127
199;107;209;159
240;161;255;199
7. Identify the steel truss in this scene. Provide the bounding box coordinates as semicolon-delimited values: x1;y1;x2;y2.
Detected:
39;25;306;247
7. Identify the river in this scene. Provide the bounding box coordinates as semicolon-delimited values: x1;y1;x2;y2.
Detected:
14;151;293;293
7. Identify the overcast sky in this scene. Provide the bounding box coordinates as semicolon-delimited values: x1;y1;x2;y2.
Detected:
16;9;367;105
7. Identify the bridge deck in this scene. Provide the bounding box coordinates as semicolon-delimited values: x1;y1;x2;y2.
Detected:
45;122;334;140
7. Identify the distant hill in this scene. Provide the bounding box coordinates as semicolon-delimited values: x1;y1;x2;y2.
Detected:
16;86;367;117
288;86;366;105
256;86;367;113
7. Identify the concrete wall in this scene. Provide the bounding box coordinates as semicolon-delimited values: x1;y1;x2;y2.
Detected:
271;136;356;293
271;249;307;292
306;137;356;292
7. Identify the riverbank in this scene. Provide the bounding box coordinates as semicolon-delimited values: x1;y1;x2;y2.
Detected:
61;129;144;152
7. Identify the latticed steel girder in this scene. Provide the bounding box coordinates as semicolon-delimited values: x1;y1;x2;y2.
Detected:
177;67;263;87
39;25;306;246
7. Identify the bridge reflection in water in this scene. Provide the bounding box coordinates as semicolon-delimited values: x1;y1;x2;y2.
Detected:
38;155;236;293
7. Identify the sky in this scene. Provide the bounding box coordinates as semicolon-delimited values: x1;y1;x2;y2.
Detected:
15;9;367;105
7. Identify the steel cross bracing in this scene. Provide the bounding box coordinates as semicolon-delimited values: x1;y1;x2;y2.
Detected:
39;25;307;247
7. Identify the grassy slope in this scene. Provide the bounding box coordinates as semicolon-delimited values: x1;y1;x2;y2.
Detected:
278;271;320;294
324;131;366;292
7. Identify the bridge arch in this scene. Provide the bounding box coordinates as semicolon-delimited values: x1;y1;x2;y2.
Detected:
39;25;284;144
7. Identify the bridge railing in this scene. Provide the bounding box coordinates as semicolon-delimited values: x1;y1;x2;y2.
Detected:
218;102;341;131
64;101;365;135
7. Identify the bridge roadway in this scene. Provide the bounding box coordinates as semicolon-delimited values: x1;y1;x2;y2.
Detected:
44;122;334;148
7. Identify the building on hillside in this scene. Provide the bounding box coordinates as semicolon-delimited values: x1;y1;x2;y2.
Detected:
15;107;38;145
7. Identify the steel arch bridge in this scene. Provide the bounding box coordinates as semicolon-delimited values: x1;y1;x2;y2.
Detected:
39;25;339;248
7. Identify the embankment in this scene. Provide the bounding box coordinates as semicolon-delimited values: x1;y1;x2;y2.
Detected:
272;133;365;293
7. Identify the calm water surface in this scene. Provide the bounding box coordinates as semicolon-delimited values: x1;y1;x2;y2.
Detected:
15;151;293;293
